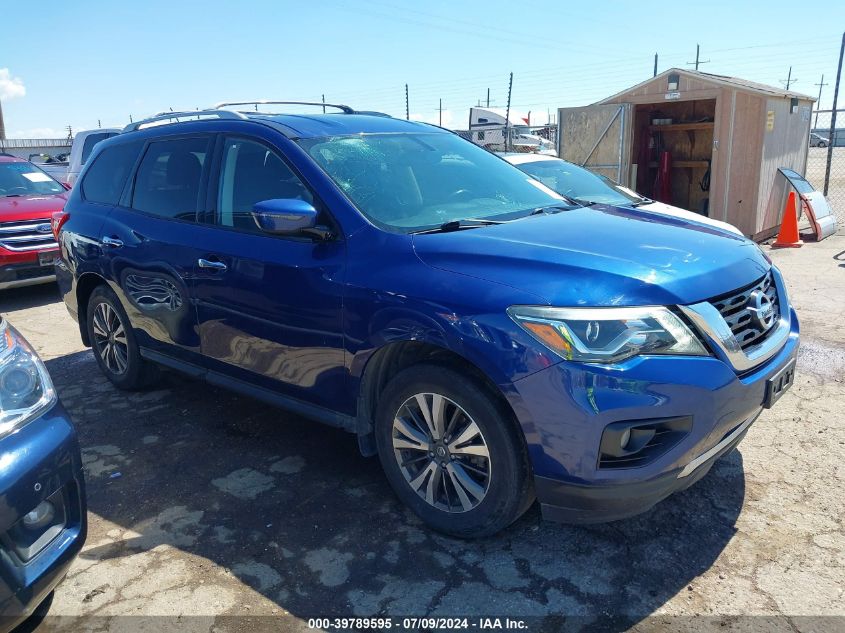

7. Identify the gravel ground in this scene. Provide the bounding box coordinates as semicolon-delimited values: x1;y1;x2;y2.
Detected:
1;234;843;633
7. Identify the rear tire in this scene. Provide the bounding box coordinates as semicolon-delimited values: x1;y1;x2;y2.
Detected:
86;285;159;390
374;364;533;538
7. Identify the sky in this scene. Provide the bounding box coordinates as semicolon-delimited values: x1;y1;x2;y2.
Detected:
1;0;844;138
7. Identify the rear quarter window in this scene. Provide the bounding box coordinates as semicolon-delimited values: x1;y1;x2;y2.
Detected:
80;132;118;165
80;142;142;206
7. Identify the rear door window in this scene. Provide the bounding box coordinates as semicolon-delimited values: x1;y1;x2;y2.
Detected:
81;142;143;205
131;137;210;222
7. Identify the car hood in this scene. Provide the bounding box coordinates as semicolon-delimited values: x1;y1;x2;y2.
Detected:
412;205;769;307
0;193;68;221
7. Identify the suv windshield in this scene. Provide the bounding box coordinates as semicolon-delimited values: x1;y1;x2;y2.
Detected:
517;158;643;207
0;161;65;197
298;133;563;232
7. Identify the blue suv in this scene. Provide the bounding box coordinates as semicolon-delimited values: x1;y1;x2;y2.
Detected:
55;102;798;537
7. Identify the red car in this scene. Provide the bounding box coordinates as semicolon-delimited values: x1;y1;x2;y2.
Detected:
0;153;68;291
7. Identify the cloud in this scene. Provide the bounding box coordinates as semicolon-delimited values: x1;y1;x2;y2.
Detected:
10;127;65;139
0;68;26;101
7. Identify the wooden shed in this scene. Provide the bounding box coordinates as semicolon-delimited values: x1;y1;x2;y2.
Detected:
557;69;816;239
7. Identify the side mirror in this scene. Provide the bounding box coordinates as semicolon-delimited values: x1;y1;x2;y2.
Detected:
252;199;318;233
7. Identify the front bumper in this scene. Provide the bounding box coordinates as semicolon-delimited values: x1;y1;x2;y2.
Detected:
0;257;56;291
535;408;759;523
0;401;87;631
504;308;799;524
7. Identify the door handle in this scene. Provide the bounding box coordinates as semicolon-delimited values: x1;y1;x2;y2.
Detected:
101;236;123;248
198;258;227;271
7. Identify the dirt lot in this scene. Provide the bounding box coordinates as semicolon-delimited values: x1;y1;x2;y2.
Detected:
1;234;844;632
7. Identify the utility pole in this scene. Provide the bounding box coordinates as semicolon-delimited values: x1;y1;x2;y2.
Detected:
686;44;710;71
824;31;844;197
98;119;101;129
813;75;829;128
486;88;490;108
405;84;409;120
65;126;73;141
438;98;444;126
780;66;797;90
653;53;658;77
322;94;326;114
504;72;513;151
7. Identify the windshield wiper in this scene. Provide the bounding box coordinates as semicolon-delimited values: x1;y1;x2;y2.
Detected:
411;218;506;234
629;198;653;207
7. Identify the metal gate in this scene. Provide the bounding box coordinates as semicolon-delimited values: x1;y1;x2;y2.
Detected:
557;104;633;185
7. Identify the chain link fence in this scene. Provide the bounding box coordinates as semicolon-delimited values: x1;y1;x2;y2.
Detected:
809;109;845;227
454;124;558;154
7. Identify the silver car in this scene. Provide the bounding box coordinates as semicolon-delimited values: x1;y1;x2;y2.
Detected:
810;133;829;148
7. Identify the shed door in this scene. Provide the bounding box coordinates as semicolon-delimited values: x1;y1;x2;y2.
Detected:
557;104;632;185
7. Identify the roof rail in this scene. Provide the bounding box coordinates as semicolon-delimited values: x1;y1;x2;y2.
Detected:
353;110;392;118
214;100;355;114
122;109;248;133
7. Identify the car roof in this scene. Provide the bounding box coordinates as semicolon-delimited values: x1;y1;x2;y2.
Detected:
120;111;448;141
0;154;26;163
251;113;445;138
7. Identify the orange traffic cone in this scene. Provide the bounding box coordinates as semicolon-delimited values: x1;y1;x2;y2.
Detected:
771;191;803;248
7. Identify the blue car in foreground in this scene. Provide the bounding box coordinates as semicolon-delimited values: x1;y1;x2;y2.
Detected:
0;319;86;629
55;102;797;537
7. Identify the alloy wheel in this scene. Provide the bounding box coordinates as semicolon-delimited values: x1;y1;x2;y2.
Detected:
391;393;491;513
91;302;129;375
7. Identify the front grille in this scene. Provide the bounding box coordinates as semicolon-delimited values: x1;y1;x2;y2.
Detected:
0;218;58;252
710;272;780;351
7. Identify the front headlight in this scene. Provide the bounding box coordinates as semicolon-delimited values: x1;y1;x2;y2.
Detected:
0;320;56;437
507;305;708;363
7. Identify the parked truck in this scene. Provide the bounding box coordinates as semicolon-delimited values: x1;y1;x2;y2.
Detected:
468;107;555;154
33;129;120;186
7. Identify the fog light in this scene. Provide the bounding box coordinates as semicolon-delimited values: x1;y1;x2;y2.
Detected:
620;427;631;449
22;501;55;530
599;416;693;469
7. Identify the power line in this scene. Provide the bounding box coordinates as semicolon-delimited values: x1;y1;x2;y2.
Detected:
334;43;836;104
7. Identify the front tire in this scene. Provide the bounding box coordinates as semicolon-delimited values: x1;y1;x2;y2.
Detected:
374;364;533;538
86;285;158;390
